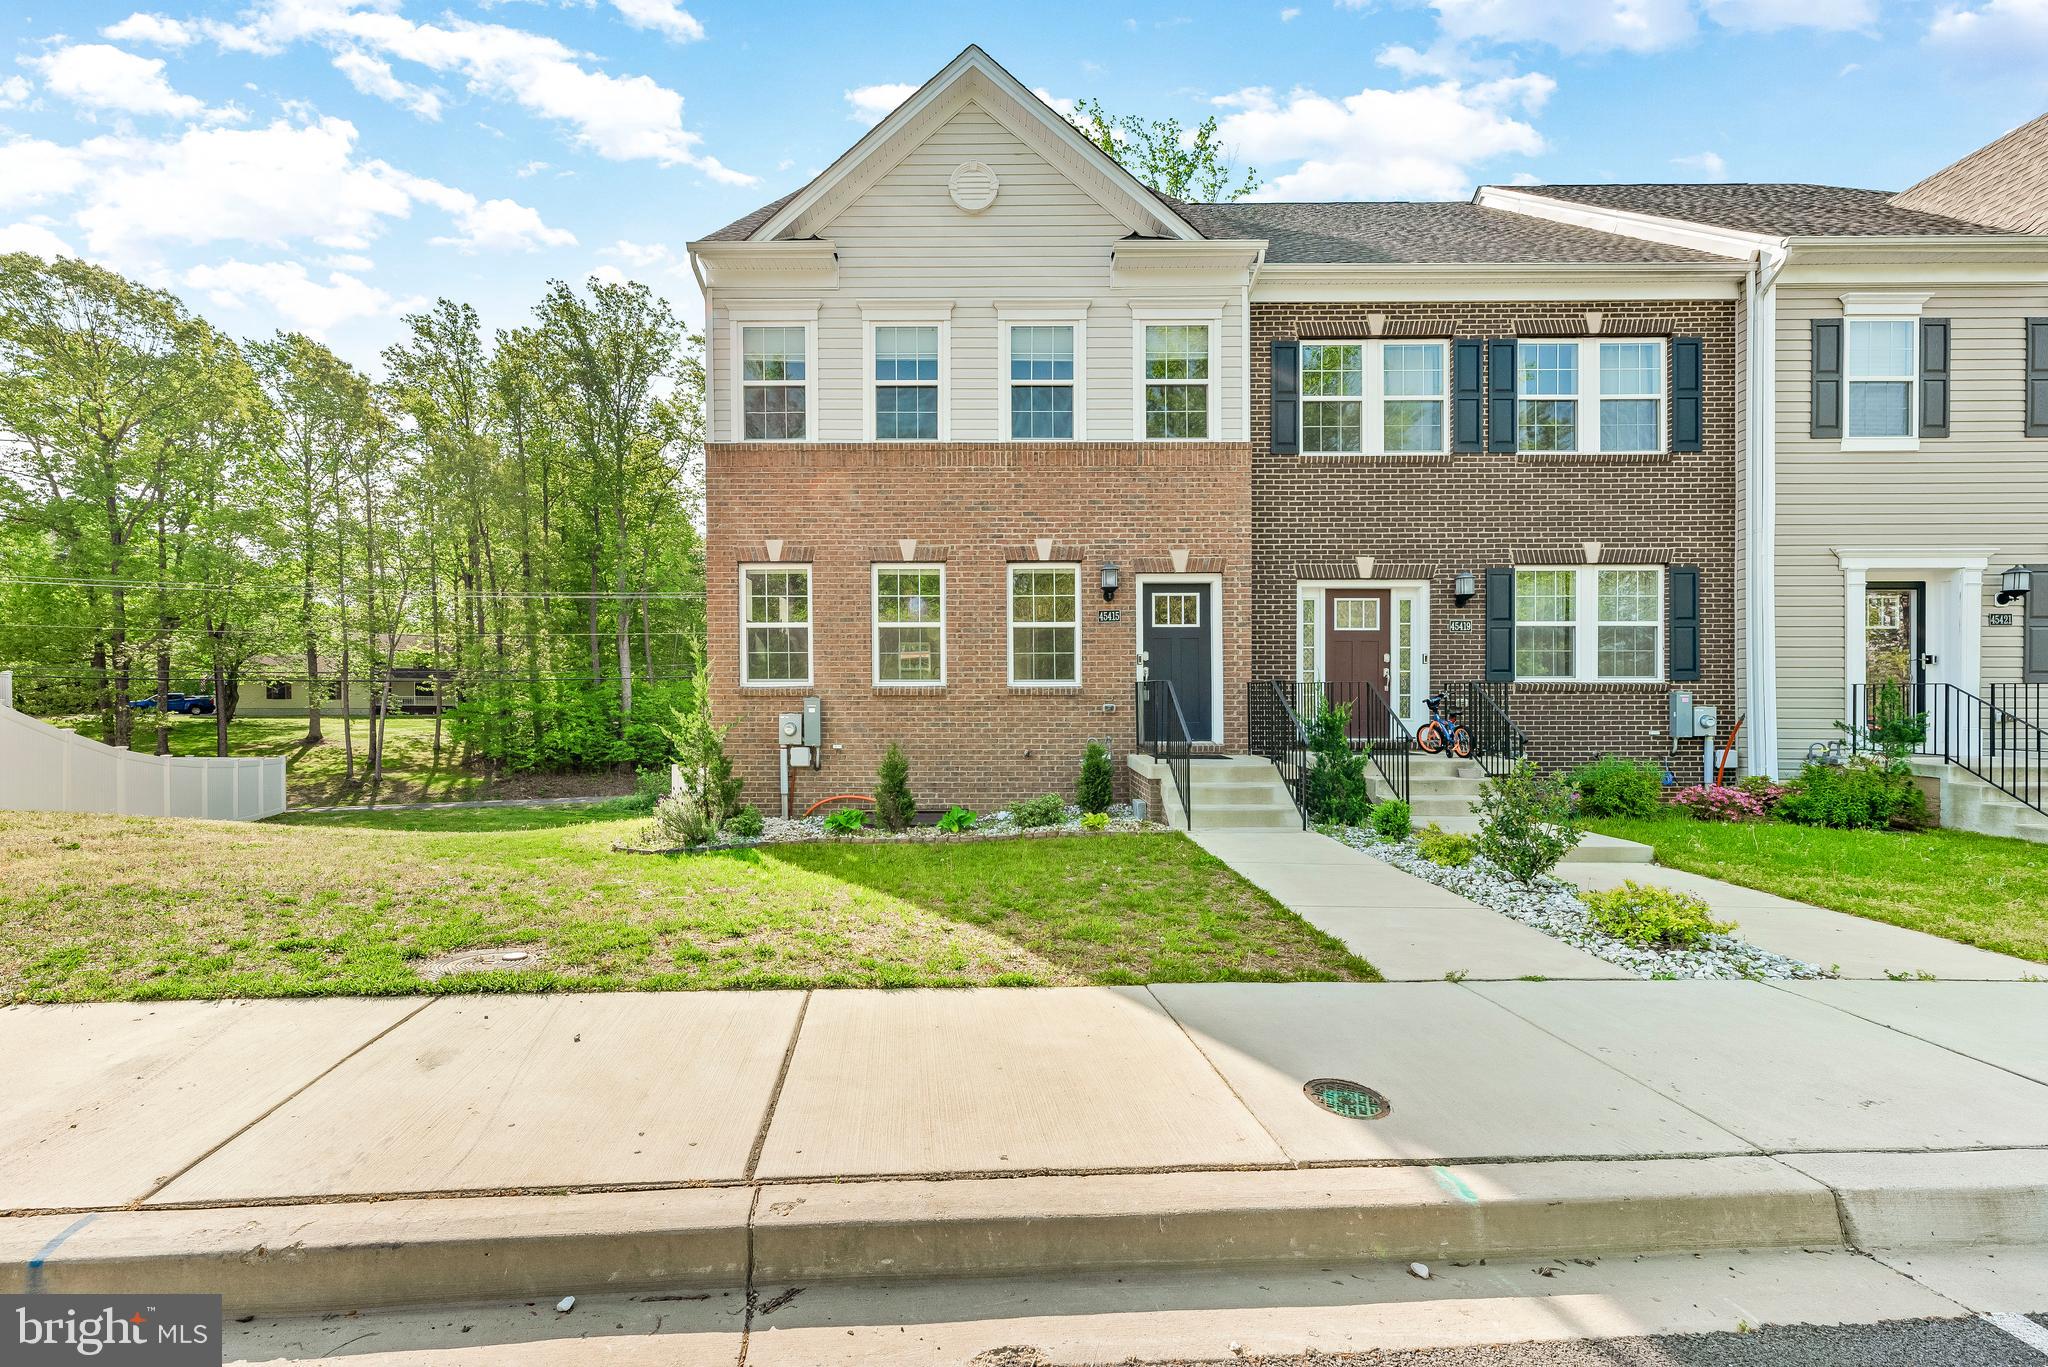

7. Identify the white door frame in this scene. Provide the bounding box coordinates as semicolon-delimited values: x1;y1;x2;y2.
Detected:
1134;572;1225;745
1294;578;1432;730
1836;550;1992;746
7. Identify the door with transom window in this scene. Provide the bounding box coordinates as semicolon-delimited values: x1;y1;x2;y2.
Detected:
1142;582;1213;743
1325;589;1391;741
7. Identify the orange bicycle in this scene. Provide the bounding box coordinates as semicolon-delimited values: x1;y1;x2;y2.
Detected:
1416;691;1475;759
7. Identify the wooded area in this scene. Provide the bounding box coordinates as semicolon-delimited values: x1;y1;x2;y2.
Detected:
0;253;706;789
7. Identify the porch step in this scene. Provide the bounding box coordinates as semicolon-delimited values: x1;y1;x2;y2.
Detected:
1914;760;2048;845
1409;795;1479;822
1189;780;1292;807
1188;804;1301;831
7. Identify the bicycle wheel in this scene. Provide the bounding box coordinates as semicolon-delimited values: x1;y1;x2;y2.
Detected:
1417;722;1446;755
1449;725;1475;759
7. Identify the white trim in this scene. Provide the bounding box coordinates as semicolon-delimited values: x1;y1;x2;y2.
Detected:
1131;308;1222;442
1293;578;1433;729
1136;572;1225;744
1835;554;1992;720
1839;292;1931;316
1298;338;1451;456
995;306;1088;442
1252;262;1746;303
738;562;814;688
1006;561;1082;688
863;316;952;443
1510;565;1667;685
1513;336;1668;455
871;563;947;688
1841;314;1918;444
726;305;818;444
1745;254;1785;775
1472;185;1781;261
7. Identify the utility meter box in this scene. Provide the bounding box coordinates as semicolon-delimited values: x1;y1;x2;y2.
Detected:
777;698;822;748
1667;690;1697;739
802;695;821;747
1692;704;1720;736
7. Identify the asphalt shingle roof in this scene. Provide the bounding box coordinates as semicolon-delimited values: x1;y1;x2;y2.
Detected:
699;188;805;242
1892;113;2048;236
1506;183;2001;237
1169;201;1735;264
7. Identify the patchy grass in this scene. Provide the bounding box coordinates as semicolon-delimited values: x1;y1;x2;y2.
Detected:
0;810;1376;1002
1590;812;2048;964
49;714;633;809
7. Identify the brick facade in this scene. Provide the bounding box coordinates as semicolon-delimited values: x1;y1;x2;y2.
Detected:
1251;300;1741;774
705;441;1252;814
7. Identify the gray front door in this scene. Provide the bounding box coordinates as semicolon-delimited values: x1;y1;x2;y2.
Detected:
1142;582;1213;743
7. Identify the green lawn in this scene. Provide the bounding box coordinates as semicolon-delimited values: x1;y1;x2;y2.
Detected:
0;808;1375;1002
1590;812;2048;964
50;714;633;809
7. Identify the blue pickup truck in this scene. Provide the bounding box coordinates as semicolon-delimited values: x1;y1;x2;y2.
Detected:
130;693;217;715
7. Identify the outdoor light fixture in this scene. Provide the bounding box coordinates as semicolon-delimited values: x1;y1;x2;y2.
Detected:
1453;571;1477;605
1101;563;1120;602
1998;565;2034;606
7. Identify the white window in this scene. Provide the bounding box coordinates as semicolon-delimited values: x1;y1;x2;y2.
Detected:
1513;567;1665;683
1302;341;1448;455
1516;340;1666;454
740;326;807;440
1143;324;1211;439
1151;591;1200;626
1008;564;1080;686
874;324;941;441
741;566;811;686
873;565;945;686
1297;595;1317;680
1846;319;1916;439
1009;325;1075;440
1333;597;1380;631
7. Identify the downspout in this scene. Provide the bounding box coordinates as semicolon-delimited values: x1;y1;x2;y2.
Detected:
1744;244;1789;777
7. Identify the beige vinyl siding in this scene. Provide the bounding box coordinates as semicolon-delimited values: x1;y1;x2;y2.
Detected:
1772;281;2048;769
709;102;1244;443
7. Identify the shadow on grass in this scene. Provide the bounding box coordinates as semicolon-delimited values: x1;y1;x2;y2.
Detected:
269;797;651;832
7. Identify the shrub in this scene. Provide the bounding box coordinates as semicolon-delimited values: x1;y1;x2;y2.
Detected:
1582;881;1734;949
1568;756;1664;820
1368;799;1412;841
874;743;916;833
1416;823;1476;868
725;804;765;839
1670;784;1773;822
937;805;976;834
626;764;670;813
1303;700;1374;826
662;672;744;825
647;790;715;848
1077;741;1115;814
1777;759;1926;830
1081;811;1111;831
1737;774;1789;809
1474;759;1582;882
1011;793;1068;828
822;807;869;835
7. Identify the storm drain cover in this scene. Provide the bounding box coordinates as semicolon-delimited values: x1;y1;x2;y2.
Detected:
1303;1078;1391;1120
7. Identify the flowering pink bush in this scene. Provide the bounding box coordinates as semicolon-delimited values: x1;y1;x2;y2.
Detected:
1669;784;1780;822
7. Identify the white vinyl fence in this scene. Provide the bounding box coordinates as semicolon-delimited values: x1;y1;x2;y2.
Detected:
0;672;286;821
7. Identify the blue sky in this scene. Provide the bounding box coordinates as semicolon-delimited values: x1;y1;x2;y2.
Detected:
3;0;2043;368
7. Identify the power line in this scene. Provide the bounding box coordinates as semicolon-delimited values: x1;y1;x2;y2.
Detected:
0;575;707;599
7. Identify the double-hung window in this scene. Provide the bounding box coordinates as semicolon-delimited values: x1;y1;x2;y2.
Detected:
1846;319;1916;439
1516;340;1666;454
1008;564;1079;685
1009;325;1076;439
740;326;807;440
1143;324;1211;439
1301;341;1447;454
1513;567;1664;683
741;566;811;686
873;325;940;440
874;565;945;685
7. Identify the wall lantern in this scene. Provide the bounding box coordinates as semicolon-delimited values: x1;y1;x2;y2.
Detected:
1101;563;1121;603
1998;565;2034;606
1453;571;1477;605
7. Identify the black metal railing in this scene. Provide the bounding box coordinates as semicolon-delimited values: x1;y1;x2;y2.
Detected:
1990;684;2048;741
1135;677;1194;828
1245;678;1413;814
1849;682;2047;817
1248;680;1312;828
1463;681;1528;780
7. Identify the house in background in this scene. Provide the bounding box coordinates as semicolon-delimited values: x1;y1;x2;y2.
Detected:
230;661;453;718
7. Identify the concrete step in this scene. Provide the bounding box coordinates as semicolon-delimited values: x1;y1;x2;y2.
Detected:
1184;758;1281;781
1408;797;1478;821
1188;782;1292;806
1189;805;1300;831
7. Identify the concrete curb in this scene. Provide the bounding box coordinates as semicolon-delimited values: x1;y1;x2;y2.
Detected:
1778;1149;2048;1248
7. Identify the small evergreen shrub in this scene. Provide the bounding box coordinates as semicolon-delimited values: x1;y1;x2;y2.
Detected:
1080;811;1111;831
1304;700;1373;826
1077;742;1115;814
874;743;916;832
937;805;976;834
1777;760;1926;830
1474;759;1583;882
648;790;715;847
1582;881;1734;949
1368;799;1412;841
1416;823;1476;867
1568;756;1664;819
725;804;765;839
626;765;669;813
662;672;744;825
1011;793;1068;828
822;807;868;835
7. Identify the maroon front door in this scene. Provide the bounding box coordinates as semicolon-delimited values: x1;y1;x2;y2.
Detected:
1325;589;1391;740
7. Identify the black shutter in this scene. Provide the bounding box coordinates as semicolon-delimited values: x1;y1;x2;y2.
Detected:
1452;338;1484;453
1671;336;1703;453
1484;566;1516;682
1812;319;1843;439
2027;565;2048;683
2028;318;2048;439
1485;339;1517;453
1668;565;1702;683
1920;319;1950;439
1271;339;1299;455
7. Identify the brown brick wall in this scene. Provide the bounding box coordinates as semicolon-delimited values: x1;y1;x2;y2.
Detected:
705;441;1252;813
1251;300;1741;775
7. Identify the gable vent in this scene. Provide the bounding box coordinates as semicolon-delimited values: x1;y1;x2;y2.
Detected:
948;161;1000;214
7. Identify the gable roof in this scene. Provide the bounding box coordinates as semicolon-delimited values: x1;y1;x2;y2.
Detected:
1173;201;1733;265
1502;183;2000;237
702;188;805;243
1892;112;2048;236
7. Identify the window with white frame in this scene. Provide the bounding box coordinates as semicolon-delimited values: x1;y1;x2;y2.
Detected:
1297;595;1317;679
1513;567;1664;682
1151;590;1200;626
1516;340;1666;454
1302;341;1448;455
741;566;811;685
1009;325;1075;440
1143;324;1210;439
740;326;806;440
873;565;944;685
874;325;940;440
1846;319;1916;438
1008;564;1079;685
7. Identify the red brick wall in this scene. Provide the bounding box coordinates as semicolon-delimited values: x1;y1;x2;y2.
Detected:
705;441;1252;813
1251;300;1741;774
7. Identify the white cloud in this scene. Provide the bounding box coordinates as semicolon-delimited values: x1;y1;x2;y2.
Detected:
608;0;706;42
602;238;674;268
430;197;576;252
101;13;197;47
183;258;414;335
1430;0;1694;52
0;222;76;258
0;139;93;211
30;43;204;119
0;75;31;109
1671;150;1729;180
332;49;443;119
1281;6;1302;17
1214;75;1553;200
1030;86;1077;118
1703;0;1873;29
844;82;916;125
1377;42;1471;78
515;159;549;177
1929;0;2048;77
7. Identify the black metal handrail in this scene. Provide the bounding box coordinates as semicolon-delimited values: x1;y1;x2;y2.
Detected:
1245;678;1412;814
1247;679;1312;828
1135;677;1194;828
1850;681;2047;817
1463;681;1528;780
